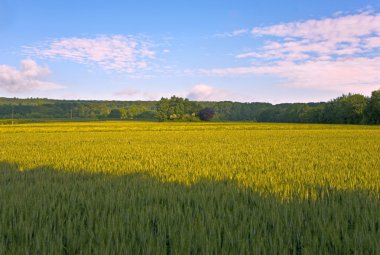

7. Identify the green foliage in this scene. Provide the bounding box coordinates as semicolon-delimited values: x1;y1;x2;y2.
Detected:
365;90;380;124
1;89;380;124
156;96;199;121
125;105;147;119
321;94;368;124
0;98;156;120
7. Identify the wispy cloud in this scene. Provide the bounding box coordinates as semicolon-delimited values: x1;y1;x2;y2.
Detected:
25;35;156;73
187;84;230;101
113;88;170;101
202;10;380;94
201;57;380;94
215;29;248;38
240;10;380;61
0;59;63;93
113;88;140;97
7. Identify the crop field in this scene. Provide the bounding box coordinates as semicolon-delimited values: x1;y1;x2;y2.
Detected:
0;121;380;254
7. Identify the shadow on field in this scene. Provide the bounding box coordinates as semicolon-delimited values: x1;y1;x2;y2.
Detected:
0;161;379;255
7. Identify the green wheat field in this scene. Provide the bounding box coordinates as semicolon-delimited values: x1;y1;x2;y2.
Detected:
1;122;379;254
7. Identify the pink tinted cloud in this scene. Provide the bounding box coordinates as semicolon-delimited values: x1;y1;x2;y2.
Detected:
200;57;380;94
218;10;380;94
28;35;155;73
0;59;63;93
236;10;380;61
114;88;140;97
364;37;380;48
187;84;231;101
251;11;380;41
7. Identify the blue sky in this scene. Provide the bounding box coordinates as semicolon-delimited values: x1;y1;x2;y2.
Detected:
0;0;379;103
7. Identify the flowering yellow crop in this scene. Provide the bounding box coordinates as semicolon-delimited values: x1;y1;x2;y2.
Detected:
1;121;380;253
1;121;379;199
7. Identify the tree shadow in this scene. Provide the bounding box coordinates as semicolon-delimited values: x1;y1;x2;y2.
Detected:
0;161;379;254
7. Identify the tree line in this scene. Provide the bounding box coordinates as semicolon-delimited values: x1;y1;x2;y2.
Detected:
0;89;379;124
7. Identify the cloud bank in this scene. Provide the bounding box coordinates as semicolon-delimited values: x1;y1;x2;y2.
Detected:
248;10;380;61
204;10;380;94
187;84;230;101
26;35;155;73
0;59;63;93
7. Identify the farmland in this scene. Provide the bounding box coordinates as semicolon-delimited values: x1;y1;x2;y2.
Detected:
1;122;380;254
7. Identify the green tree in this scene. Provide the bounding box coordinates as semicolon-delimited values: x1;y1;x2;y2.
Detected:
156;97;170;121
365;90;380;124
320;94;367;124
126;105;147;119
343;94;367;124
156;96;200;121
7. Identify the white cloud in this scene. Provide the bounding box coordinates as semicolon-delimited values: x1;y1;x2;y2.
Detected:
26;35;156;73
242;10;380;61
0;59;63;93
200;57;380;94
112;88;171;101
203;10;380;94
251;10;380;40
364;37;380;48
187;84;230;101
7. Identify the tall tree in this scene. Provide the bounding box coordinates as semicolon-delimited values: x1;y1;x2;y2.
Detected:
365;90;380;124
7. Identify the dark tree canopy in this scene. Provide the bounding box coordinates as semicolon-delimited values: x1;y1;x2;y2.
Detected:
108;109;123;119
198;108;215;121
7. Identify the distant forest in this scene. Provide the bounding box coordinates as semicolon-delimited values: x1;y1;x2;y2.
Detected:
1;89;379;124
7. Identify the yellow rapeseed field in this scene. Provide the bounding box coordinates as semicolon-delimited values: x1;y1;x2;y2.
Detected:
1;121;380;253
1;121;379;199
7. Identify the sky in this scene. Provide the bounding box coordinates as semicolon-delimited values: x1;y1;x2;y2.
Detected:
0;0;380;103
